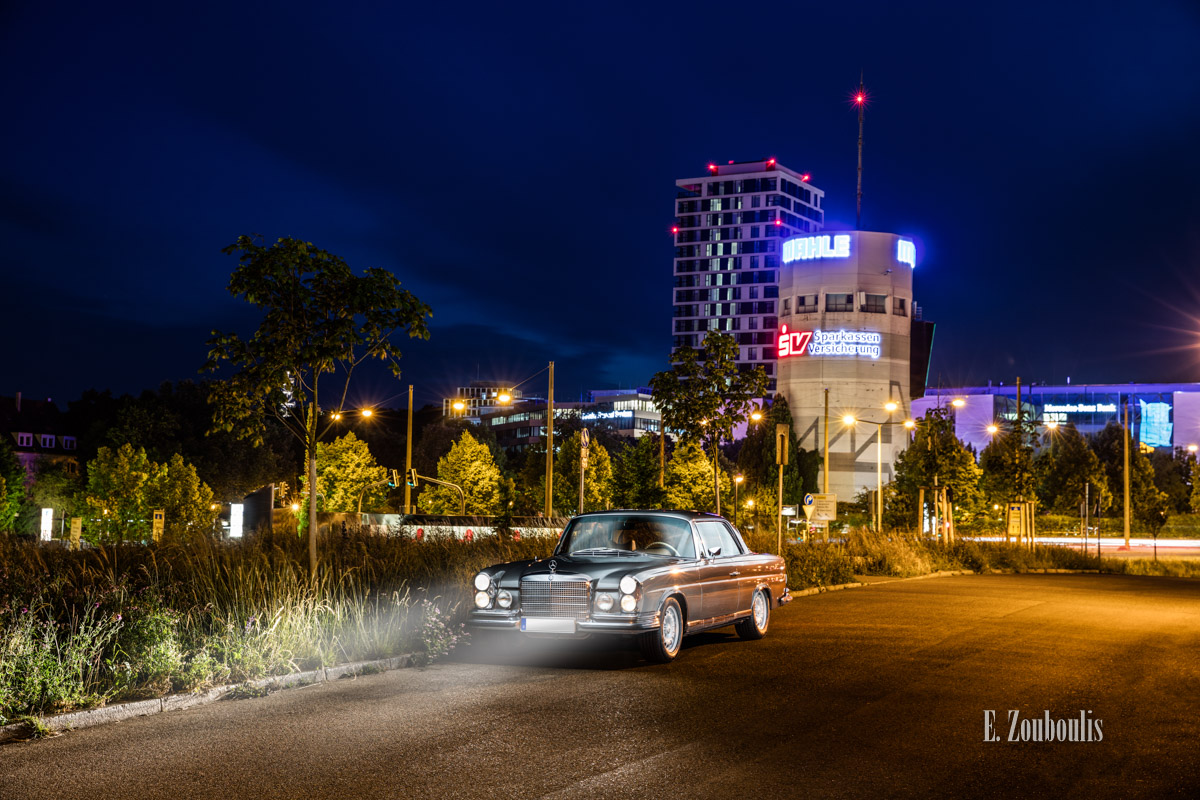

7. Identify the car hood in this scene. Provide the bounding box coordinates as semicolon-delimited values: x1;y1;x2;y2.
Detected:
491;553;689;588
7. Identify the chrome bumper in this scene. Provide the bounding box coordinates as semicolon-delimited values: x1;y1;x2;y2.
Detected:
469;609;661;634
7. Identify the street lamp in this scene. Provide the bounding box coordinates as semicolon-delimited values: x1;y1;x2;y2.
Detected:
842;401;898;533
733;474;744;527
951;398;965;408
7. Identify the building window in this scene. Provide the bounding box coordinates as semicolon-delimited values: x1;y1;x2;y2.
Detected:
40;434;56;448
893;298;907;316
748;347;758;360
17;433;32;448
748;317;758;330
66;461;78;476
826;294;854;312
749;286;759;300
797;295;817;313
63;436;76;450
781;298;790;314
862;294;887;313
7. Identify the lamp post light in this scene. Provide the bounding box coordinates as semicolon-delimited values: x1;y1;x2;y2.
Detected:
733;474;744;527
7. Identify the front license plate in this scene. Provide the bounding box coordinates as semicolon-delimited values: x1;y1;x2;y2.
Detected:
520;617;576;634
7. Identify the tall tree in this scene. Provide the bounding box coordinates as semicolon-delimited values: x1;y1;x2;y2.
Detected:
204;236;431;573
83;444;217;542
553;430;614;514
887;407;982;529
736;394;820;504
425;431;501;515
649;332;767;514
978;417;1037;507
1033;425;1110;514
1149;448;1193;514
1090;423;1169;531
611;434;668;510
665;439;731;512
303;432;388;513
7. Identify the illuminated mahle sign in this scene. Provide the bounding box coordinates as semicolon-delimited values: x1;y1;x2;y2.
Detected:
778;326;882;360
897;239;915;268
782;234;851;264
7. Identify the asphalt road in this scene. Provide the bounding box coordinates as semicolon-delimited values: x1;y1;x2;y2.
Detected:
3;574;1198;799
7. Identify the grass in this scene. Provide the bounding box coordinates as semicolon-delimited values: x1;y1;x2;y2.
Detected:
0;529;553;724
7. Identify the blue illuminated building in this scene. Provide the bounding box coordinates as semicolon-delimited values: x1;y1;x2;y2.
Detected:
912;383;1200;456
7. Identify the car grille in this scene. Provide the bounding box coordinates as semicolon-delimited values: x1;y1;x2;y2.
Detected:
520;577;590;619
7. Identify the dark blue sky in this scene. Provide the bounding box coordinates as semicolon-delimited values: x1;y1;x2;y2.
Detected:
3;1;1199;409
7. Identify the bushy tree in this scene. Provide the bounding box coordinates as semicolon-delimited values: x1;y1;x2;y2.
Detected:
612;434;668;510
1033;425;1110;514
18;458;85;536
303;432;387;513
887;407;982;529
736;394;820;506
1090;423;1169;532
425;431;501;514
978;417;1037;507
665;439;730;512
1149;448;1194;514
553;431;614;514
84;444;217;542
0;438;24;532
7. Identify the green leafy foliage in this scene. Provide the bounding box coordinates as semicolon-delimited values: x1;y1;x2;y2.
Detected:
303;432;388;513
887;407;982;529
611;434;667;510
1033;425;1110;514
83;444;217;543
0;438;24;532
665;439;730;512
1090;423;1169;532
425;431;501;514
552;431;614;514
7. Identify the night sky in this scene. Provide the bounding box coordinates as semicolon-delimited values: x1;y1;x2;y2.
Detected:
4;1;1199;411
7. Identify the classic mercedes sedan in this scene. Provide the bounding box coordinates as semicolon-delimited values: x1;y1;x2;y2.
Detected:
469;510;792;662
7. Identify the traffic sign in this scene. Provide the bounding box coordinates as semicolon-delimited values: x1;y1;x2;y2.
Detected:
812;493;837;522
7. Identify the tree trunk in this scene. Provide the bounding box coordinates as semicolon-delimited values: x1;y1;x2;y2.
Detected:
307;408;319;577
712;433;721;516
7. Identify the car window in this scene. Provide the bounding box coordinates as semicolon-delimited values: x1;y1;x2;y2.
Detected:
695;521;743;557
561;515;696;558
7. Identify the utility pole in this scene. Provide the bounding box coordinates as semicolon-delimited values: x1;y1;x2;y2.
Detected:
404;384;414;514
578;428;590;515
545;361;555;518
777;424;789;556
823;388;830;493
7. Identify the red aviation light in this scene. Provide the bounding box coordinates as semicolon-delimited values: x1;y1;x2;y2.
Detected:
801;173;811;182
766;158;776;167
671;226;679;234
707;163;718;172
728;160;734;164
774;219;782;226
855;93;865;105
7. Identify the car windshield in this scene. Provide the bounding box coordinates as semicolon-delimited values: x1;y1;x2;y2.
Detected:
558;515;696;559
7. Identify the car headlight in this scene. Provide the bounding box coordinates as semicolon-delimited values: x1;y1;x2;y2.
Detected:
474;572;491;591
620;594;638;612
619;576;638;595
596;593;615;612
497;590;512;609
474;591;491;609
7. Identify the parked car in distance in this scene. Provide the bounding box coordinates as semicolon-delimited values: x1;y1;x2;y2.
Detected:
469;510;792;662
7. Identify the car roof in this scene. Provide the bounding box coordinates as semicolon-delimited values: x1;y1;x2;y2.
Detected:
569;510;727;522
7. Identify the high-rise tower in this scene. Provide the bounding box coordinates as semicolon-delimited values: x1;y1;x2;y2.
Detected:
672;159;825;391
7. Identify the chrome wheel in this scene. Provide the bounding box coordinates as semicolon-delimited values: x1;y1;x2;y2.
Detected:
640;597;684;663
661;602;682;656
736;589;770;640
752;590;768;630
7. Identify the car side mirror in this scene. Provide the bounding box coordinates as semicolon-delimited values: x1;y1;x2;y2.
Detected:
707;546;722;558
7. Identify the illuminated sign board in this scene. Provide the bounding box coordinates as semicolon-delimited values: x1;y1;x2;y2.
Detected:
1043;404;1117;414
782;234;851;264
580;410;633;421
778;326;882;360
897;239;915;268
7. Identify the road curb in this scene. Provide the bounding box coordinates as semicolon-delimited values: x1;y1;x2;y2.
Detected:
789;567;1101;598
0;653;415;745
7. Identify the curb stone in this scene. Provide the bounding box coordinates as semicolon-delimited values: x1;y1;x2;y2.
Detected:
0;653;416;745
789;567;1102;598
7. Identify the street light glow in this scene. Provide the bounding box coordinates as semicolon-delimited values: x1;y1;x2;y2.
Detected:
734;474;744;485
360;408;373;418
884;401;898;413
1046;420;1059;430
987;424;999;435
497;392;512;404
842;414;856;426
452;400;465;411
1189;444;1198;453
951;398;965;408
331;412;342;421
903;419;916;430
750;409;763;422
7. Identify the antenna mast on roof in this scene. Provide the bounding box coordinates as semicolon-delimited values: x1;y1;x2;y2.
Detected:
854;70;867;229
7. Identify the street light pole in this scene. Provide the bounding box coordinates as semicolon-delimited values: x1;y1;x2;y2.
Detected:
404;384;414;514
733;474;743;528
545;361;555;518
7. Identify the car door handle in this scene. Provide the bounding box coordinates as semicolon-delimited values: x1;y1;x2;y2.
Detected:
728;570;740;577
